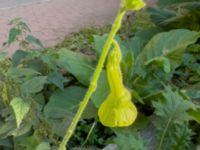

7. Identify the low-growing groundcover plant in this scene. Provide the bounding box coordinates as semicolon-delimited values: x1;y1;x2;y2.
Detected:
0;0;200;149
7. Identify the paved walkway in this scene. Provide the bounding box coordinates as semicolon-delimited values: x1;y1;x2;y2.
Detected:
0;0;156;54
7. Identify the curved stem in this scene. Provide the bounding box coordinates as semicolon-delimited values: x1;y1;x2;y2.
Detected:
58;9;126;150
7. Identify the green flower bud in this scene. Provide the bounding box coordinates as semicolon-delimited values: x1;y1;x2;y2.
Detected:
121;0;146;11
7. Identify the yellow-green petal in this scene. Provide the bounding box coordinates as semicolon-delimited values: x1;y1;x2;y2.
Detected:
98;90;138;127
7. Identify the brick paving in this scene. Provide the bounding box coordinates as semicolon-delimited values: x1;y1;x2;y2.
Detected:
0;0;156;54
0;0;119;53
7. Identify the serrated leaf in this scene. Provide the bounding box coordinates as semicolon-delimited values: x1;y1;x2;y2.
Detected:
21;76;47;94
152;87;196;149
114;132;147;150
12;50;28;67
8;28;21;45
147;7;176;26
10;97;31;128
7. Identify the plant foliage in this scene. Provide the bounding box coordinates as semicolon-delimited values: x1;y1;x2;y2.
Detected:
0;0;200;149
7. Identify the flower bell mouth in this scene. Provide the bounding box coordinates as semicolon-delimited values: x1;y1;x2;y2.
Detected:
98;40;138;127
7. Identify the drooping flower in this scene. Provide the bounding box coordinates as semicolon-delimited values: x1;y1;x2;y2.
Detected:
98;40;137;127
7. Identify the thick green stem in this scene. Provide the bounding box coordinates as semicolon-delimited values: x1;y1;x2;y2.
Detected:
58;9;126;150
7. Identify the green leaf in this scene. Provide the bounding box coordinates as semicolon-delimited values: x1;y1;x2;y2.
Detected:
8;28;21;45
125;27;162;59
10;97;31;128
185;83;200;99
40;52;58;70
21;76;47;94
188;108;200;124
147;7;176;26
170;123;193;150
44;86;86;119
36;142;50;150
114;132;147;150
92;34;125;57
152;87;196;149
44;86;86;136
0;139;13;148
91;71;109;107
47;71;65;90
92;34;107;56
7;68;40;78
25;35;44;48
12;50;28;67
145;56;171;73
57;48;95;85
134;29;200;77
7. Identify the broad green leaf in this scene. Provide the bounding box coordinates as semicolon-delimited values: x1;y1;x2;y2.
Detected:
11;121;32;136
56;48;109;107
0;139;13;148
57;48;95;85
36;142;50;150
40;52;58;70
186;83;200;99
10;97;31;128
92;34;107;56
44;86;86;136
188;108;200;124
145;56;171;73
125;27;161;59
7;68;40;78
44;86;86;119
17;132;41;150
12;50;28;67
0;121;16;137
8;28;21;45
82;101;97;119
25;35;44;48
91;71;109;107
92;34;125;57
47;71;65;90
21;76;47;94
134;29;200;77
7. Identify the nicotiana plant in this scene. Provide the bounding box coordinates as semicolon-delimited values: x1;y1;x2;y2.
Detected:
0;0;200;150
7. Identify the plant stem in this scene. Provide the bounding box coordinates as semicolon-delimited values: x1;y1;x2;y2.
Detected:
58;9;126;150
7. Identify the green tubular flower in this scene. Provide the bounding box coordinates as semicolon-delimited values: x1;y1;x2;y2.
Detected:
98;40;137;127
121;0;146;11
